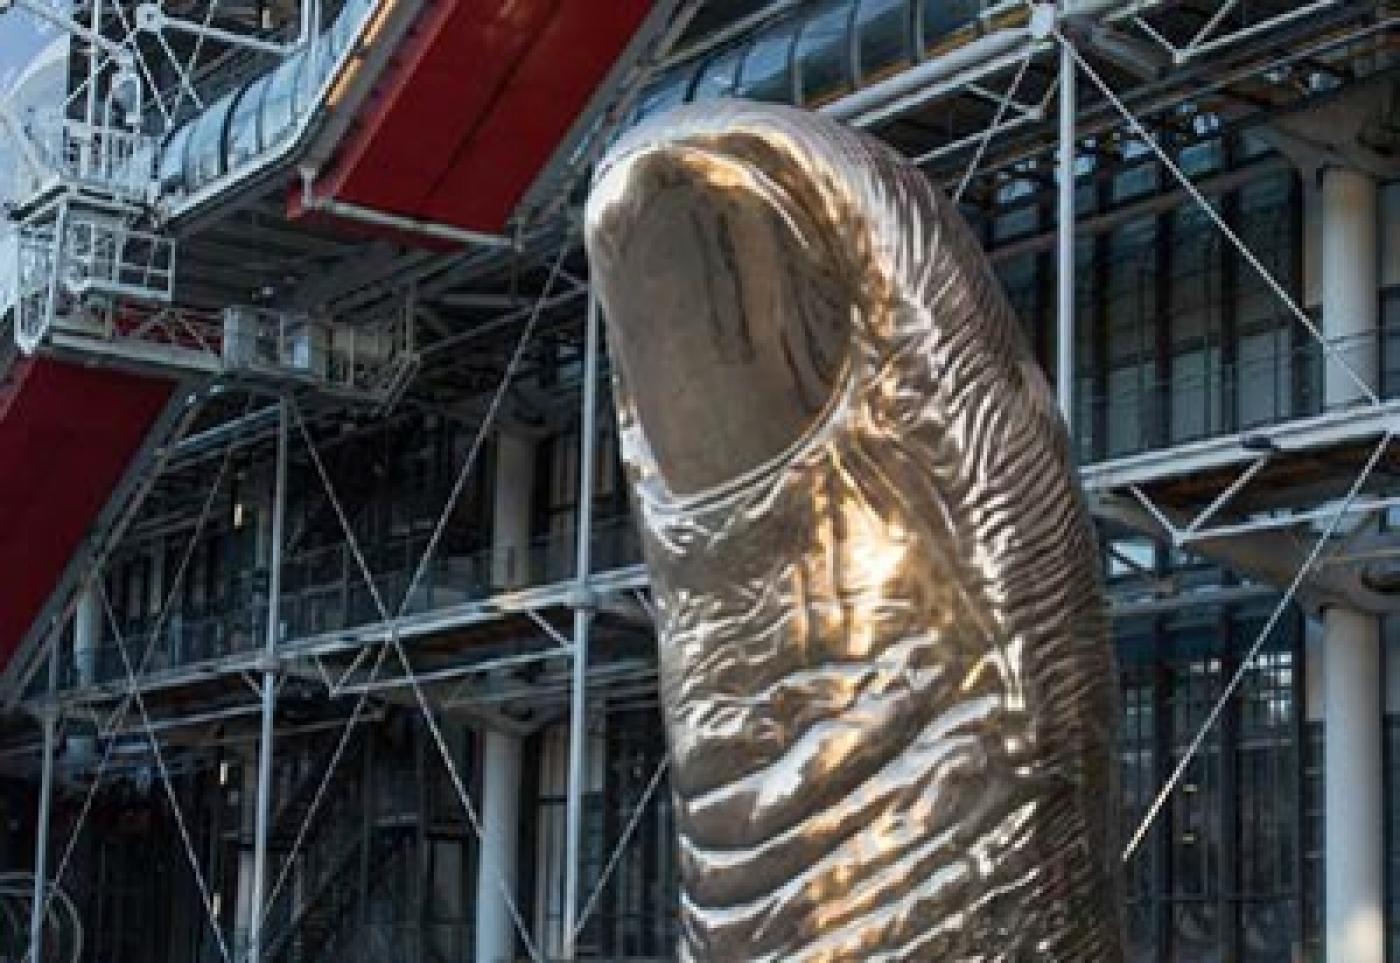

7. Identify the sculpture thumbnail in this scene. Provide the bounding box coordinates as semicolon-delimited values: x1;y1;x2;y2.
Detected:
585;102;1123;962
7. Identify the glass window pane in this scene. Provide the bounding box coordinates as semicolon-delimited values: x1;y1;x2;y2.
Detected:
856;0;909;83
187;94;233;187
994;252;1038;328
225;75;268;171
329;0;367;59
1237;329;1290;430
159;123;191;190
1112;145;1158;203
738;23;796;103
293;42;320;117
691;47;743;101
1179;115;1224;176
796;0;854;105
260;54;303;151
1383;290;1400;397
1108;363;1149;456
922;0;982;54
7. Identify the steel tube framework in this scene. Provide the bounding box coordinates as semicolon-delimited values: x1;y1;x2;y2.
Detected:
5;2;1398;958
248;397;289;963
562;291;602;958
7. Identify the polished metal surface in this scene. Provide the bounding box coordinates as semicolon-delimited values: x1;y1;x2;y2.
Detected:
585;101;1123;962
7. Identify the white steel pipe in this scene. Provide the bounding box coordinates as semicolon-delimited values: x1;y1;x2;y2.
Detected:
298;187;515;250
562;292;601;957
1056;35;1077;428
25;642;59;963
826;29;1035;128
248;397;288;962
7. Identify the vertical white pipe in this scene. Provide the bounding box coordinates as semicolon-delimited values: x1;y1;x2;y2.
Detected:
74;588;98;689
26;639;59;963
1321;166;1379;409
475;729;522;963
1057;36;1077;431
1320;163;1383;963
85;0;101;177
562;292;601;958
70;587;99;763
248;397;288;962
1323;606;1383;963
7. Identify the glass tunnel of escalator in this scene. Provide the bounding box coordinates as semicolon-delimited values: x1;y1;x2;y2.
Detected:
157;0;1022;202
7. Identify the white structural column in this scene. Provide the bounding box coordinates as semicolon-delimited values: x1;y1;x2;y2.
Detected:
1321;165;1379;409
474;729;522;963
492;432;536;590
1321;164;1383;963
74;588;99;688
1323;607;1383;962
234;758;259;951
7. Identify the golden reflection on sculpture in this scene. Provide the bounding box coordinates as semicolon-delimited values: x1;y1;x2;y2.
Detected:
585;102;1123;962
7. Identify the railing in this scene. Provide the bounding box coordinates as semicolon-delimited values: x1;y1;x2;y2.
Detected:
12;199;178;354
62;210;175;303
1078;330;1395;465
65;518;644;693
11;113;154;204
98;303;225;358
58;326;1400;697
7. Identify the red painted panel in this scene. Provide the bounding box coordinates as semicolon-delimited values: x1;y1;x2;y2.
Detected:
310;0;551;218
0;359;171;666
421;0;652;228
300;0;650;235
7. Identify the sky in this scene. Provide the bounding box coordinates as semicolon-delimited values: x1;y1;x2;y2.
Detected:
0;8;58;89
0;7;67;190
0;6;66;311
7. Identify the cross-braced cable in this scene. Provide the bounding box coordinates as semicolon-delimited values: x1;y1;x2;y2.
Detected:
22;394;241;960
96;587;232;962
1056;30;1380;408
953;51;1035;204
263;243;573;961
1122;427;1394;861
572;755;670;940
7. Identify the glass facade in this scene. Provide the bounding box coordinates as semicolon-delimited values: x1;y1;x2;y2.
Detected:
159;0;374;197
87;5;1400;958
85;148;1400;956
160;0;1015;195
854;0;912;84
1112;533;1307;963
990;131;1333;465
